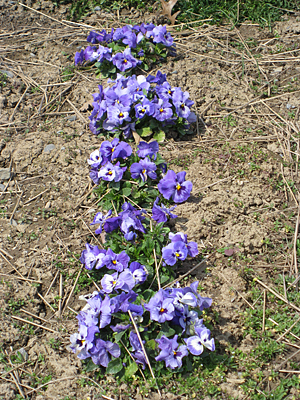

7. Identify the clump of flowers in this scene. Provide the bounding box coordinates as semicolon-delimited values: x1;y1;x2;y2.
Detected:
69;139;215;378
75;23;175;78
89;71;196;141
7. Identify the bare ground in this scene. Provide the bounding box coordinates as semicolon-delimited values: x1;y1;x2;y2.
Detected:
1;1;300;399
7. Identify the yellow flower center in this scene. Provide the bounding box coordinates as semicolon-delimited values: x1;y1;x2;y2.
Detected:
160;108;164;113
141;108;145;113
175;252;180;257
176;183;181;191
173;351;177;356
160;308;165;313
181;104;185;109
108;170;113;175
124;59;127;63
112;260;117;264
119;112;124;117
142;169;146;174
113;281;117;285
117;100;120;104
168;90;172;95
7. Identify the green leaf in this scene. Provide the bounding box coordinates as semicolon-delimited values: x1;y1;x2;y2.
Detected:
125;361;138;378
114;330;126;343
84;359;99;372
142;289;155;302
153;130;165;143
106;358;123;374
159;322;176;338
160;275;169;284
147;339;156;350
122;187;132;197
137;126;152;138
143;63;149;71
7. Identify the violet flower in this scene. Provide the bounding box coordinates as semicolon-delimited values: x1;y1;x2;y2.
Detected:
172;88;194;118
152;197;177;223
137;141;159;160
129;262;147;284
184;326;215;355
112;48;140;72
158;170;193;203
100;138;132;161
74;49;85;65
98;162;126;182
80;243;106;270
87;149;102;169
130;157;157;181
154;99;173;122
90;210;112;234
144;289;175;323
155;335;188;369
69;325;98;360
107;104;131;126
162;241;188;266
135;99;155;119
90;339;120;367
169;232;199;258
103;249;130;272
129;332;148;370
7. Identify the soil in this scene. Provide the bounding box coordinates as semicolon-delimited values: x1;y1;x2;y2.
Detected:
1;1;300;399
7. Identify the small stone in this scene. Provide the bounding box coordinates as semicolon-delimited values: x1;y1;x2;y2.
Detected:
87;208;96;213
172;70;178;74
10;219;18;227
0;183;5;191
44;201;51;209
44;144;56;153
0;70;14;78
94;6;101;11
67;115;76;121
30;53;36;57
286;103;295;109
16;224;26;233
0;168;11;181
61;146;65;150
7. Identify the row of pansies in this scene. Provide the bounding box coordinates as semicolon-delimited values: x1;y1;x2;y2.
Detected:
70;24;214;381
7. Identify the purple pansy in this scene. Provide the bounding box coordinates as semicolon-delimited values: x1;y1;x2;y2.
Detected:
129;332;148;370
172;88;194;118
154;99;173;122
144;289;175;323
107;104;131;126
158;170;193;203
184;326;215;355
87;149;102;169
162;241;188;266
169;232;199;258
98;162;126;182
130;157;157;181
112;47;140;72
103;249;130;272
129;262;147;284
152;197;177;223
137;141;159;160
155;335;188;369
69;324;98;360
90;339;120;367
135;99;155;119
80;244;106;270
100;138;132;161
90;210;112;234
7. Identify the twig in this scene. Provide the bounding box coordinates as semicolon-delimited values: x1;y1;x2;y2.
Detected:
120;339;147;382
11;315;59;334
37;293;56;313
45;270;59;296
255;278;300;313
58;273;63;317
19;3;74;27
66;98;87;124
23;188;49;205
279;369;300;374
128;310;161;397
198;175;236;191
26;376;76;394
62;266;83;316
9;191;23;223
262;290;266;332
293;205;300;275
276;314;300;342
0;272;41;284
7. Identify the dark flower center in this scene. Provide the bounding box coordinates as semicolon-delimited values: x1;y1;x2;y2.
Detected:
176;183;181;191
141;108;145;113
181;104;185;109
159;308;165;313
173;351;177;356
119;112;124;118
175;252;180;257
168;90;172;95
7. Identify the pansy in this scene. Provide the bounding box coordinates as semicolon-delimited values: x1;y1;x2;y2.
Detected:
169;232;198;258
87;149;102;169
129;262;147;284
154;99;173;122
107;104;131;126
158;170;193;203
144;289;175;323
130;158;157;181
172;88;194;118
98;162;126;182
80;244;106;270
90;339;120;367
155;335;188;369
184;326;215;355
162;241;188;266
100;138;132;161
137;141;159;160
152;197;177;223
90;210;112;234
112;47;140;72
69;324;98;360
103;249;130;272
135;99;155;119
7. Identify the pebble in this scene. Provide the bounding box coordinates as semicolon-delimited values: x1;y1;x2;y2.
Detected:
94;6;101;11
0;183;5;190
44;144;56;153
0;168;11;181
0;70;14;78
172;70;178;74
10;219;18;227
286;103;295;109
67;115;76;121
30;53;36;57
61;146;65;150
44;201;51;209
